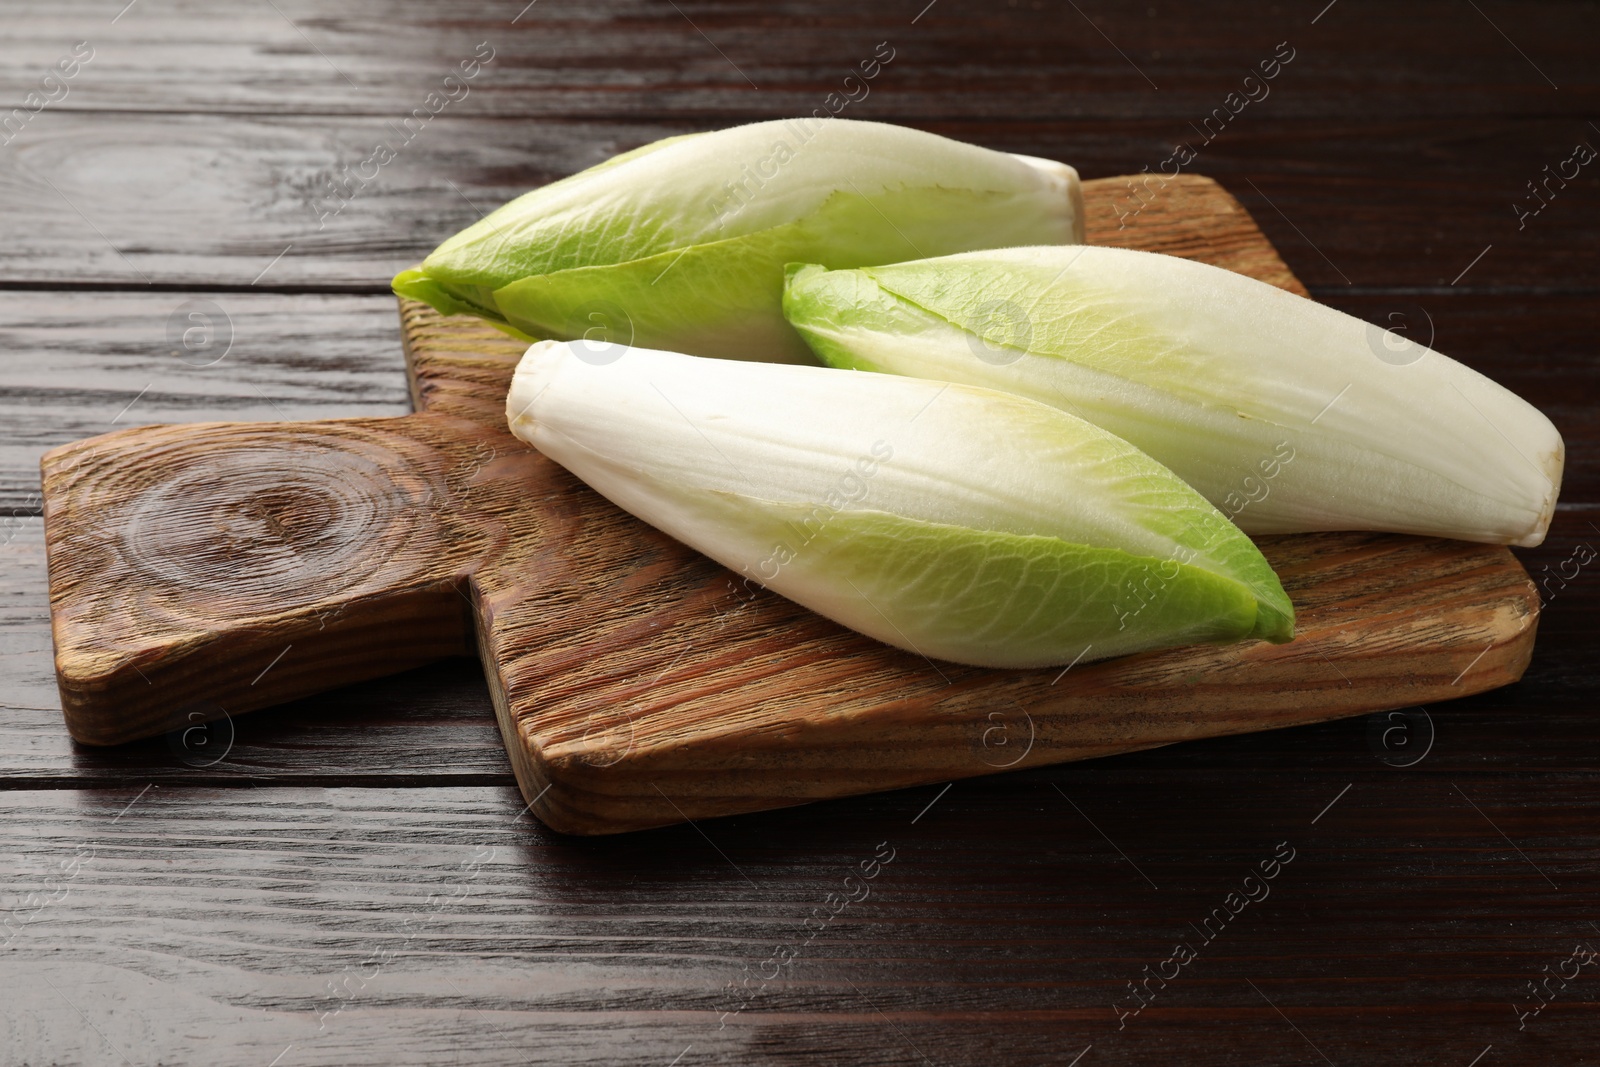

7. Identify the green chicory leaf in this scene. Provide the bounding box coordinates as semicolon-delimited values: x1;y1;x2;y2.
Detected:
507;339;1293;669
396;119;1084;364
782;248;1564;546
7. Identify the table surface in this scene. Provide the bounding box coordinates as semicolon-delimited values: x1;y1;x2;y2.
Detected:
2;2;1596;1064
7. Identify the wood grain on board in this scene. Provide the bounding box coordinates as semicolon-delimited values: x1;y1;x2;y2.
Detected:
40;175;1540;833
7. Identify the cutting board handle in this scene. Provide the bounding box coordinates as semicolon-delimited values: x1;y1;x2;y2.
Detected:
41;414;523;744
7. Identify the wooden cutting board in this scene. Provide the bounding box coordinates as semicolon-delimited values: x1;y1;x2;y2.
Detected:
41;175;1539;834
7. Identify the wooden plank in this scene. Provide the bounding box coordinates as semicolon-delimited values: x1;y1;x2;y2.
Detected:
2;506;1596;780
0;291;411;511
0;0;1592;119
1;114;1596;290
1;780;1598;1064
4;289;1594;513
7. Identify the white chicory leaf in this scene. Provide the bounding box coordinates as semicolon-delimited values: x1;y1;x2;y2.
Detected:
506;339;1293;670
782;248;1564;546
395;119;1083;364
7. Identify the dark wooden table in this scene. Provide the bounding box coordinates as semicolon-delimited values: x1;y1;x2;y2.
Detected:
3;2;1597;1063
